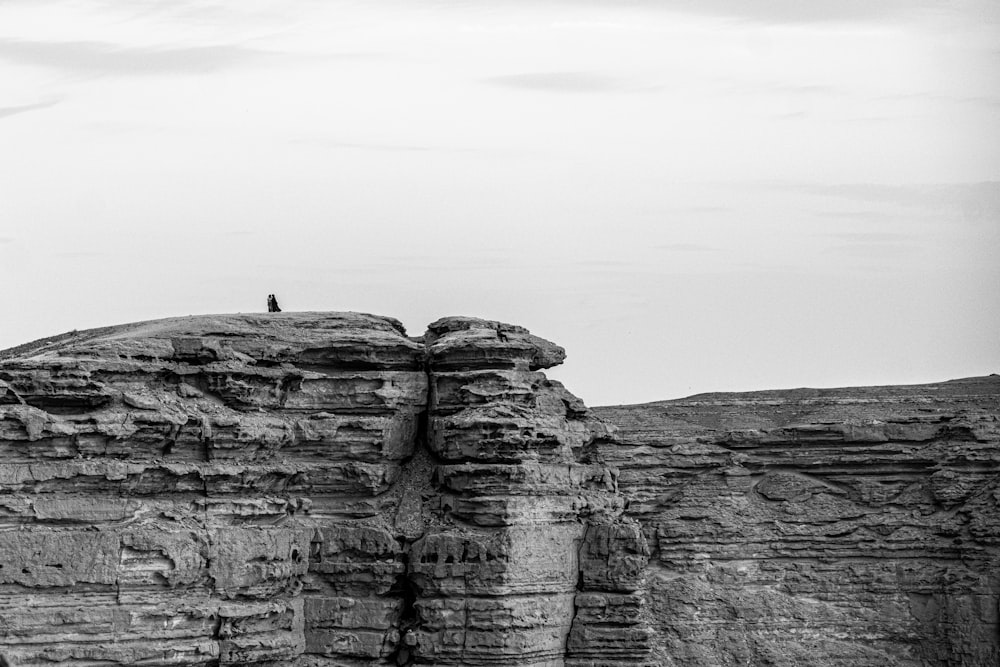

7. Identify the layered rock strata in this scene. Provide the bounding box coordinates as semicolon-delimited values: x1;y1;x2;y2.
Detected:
419;317;651;666
0;313;649;667
3;313;997;666
0;313;427;666
594;376;1000;666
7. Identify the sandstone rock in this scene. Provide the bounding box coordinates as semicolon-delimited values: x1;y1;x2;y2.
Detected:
415;316;650;666
0;313;426;667
594;375;1000;666
0;313;649;667
1;314;995;666
425;316;566;371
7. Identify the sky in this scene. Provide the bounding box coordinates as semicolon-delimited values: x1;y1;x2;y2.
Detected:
0;0;998;406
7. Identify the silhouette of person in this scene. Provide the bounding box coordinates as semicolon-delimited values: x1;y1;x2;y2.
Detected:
496;324;508;342
271;294;281;312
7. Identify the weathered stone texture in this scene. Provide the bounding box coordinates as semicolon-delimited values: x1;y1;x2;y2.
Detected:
1;313;995;666
594;376;1000;666
0;313;426;666
0;313;649;667
418;317;652;666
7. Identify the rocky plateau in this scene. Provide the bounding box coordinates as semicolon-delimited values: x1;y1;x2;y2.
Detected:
0;312;996;666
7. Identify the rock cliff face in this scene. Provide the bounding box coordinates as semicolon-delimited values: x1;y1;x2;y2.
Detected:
0;313;647;666
0;313;996;666
594;377;1000;666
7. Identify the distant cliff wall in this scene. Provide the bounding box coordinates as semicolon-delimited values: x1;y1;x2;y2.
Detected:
594;377;1000;666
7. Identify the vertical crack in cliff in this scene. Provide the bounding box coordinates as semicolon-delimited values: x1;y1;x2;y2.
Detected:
114;541;124;606
387;349;434;666
163;422;184;457
565;524;590;659
387;556;422;666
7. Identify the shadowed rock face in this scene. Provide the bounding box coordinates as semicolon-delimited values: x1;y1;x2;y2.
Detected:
0;314;996;666
594;377;1000;666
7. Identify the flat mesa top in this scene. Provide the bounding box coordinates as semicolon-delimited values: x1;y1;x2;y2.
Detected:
0;312;414;361
615;374;1000;406
0;312;567;372
593;374;1000;434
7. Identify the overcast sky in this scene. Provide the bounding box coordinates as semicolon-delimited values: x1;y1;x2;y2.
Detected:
0;0;998;406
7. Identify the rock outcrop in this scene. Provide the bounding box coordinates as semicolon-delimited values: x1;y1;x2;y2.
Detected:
0;313;996;666
594;377;1000;666
0;313;648;666
419;317;651;667
0;313;427;666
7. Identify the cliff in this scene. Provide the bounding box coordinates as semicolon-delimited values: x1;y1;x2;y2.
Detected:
594;377;1000;666
0;313;647;666
0;313;996;666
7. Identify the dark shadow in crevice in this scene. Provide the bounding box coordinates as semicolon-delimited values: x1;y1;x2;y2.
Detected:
387;559;422;666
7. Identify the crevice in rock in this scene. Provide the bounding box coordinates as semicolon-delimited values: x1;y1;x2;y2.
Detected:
159;422;181;457
23;394;111;415
0;379;26;405
564;524;590;659
415;408;429;455
387;554;423;666
276;374;302;407
209;610;223;642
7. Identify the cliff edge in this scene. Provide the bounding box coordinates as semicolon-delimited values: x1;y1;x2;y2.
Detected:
0;313;996;666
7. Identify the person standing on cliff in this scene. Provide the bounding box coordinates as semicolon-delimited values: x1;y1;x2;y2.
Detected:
267;294;282;312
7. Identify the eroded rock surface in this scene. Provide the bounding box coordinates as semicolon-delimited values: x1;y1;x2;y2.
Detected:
0;313;648;666
0;313;426;666
594;377;1000;666
420;317;651;666
1;314;996;666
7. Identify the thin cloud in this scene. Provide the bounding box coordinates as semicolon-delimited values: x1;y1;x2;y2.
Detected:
657;243;717;252
643;0;987;25
771;84;841;95
0;99;59;119
575;259;634;267
774;110;809;119
837;115;898;123
300;137;480;154
826;243;912;259
722;81;844;97
0;237;15;244
820;231;916;264
875;92;1000;109
683;206;731;214
484;71;627;93
0;38;267;76
54;251;106;258
765;181;1000;217
317;140;441;153
823;232;913;243
814;210;896;221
